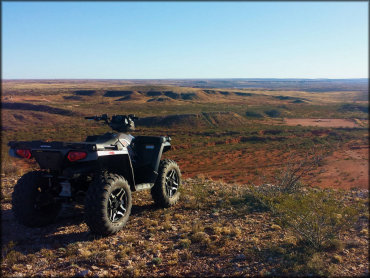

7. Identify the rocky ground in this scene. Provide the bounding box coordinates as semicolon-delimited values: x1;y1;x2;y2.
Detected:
1;175;369;277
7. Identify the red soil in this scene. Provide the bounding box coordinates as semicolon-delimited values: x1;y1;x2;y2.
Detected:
176;142;369;190
315;144;369;189
284;118;364;128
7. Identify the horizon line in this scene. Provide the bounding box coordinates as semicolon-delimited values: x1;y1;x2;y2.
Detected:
2;77;368;81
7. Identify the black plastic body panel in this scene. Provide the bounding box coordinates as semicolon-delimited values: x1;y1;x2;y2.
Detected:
132;136;171;184
32;150;63;170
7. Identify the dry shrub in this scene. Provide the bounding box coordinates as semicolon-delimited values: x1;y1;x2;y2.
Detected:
245;145;360;250
245;146;330;212
272;145;329;193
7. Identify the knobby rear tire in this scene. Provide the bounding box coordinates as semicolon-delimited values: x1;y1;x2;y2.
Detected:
12;171;61;227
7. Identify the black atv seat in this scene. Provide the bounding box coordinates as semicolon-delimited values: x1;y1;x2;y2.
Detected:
133;136;166;144
85;133;117;144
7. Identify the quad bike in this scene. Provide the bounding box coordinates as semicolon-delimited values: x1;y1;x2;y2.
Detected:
8;114;181;236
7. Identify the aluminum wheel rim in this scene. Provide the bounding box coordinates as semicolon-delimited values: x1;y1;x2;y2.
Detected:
165;169;179;198
107;187;127;223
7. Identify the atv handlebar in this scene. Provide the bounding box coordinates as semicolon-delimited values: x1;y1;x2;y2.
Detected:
84;114;109;122
85;114;139;132
85;114;138;121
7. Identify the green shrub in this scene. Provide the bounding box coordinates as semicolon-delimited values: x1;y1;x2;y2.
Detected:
339;103;368;113
273;190;358;250
152;257;162;265
264;109;281;118
246;186;360;252
243;189;272;212
244;146;358;251
245;111;263;118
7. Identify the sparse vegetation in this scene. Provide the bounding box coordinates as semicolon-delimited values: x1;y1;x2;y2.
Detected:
245;110;263;118
264;109;281;118
1;80;368;276
273;190;359;250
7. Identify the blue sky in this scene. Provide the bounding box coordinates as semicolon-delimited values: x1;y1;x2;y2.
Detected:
2;1;368;79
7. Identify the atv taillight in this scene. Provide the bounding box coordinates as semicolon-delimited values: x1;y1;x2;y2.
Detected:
67;151;87;162
16;149;32;159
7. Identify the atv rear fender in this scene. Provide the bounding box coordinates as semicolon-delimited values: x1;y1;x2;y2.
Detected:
95;151;135;191
8;141;136;191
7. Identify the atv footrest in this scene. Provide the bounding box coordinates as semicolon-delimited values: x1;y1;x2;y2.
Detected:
134;183;154;191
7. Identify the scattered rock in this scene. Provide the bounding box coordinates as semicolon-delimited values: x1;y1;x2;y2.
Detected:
211;212;220;218
76;270;89;277
270;224;282;230
232;254;246;262
333;255;344;263
360;229;368;236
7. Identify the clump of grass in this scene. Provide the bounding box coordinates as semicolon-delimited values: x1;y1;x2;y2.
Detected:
152;257;162;265
65;243;80;257
179;249;192;262
304;252;336;276
178;238;191;249
191;181;209;209
40;248;55;260
1;157;20;176
116;245;133;259
85;250;115;266
191;221;204;234
2;241;16;259
190;232;210;245
4;250;27;265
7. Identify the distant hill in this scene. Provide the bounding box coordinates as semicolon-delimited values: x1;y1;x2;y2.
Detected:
137;112;248;128
2;78;368;93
